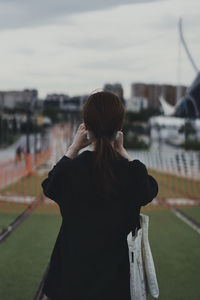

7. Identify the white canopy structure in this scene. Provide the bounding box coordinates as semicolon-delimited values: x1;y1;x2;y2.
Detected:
159;96;176;116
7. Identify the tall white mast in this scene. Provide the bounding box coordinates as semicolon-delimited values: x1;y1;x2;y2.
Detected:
176;18;199;103
178;18;199;73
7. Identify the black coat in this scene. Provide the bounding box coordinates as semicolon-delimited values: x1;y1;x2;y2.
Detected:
41;150;158;300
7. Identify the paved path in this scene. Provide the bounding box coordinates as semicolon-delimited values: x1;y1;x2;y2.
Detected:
0;134;38;163
171;208;200;234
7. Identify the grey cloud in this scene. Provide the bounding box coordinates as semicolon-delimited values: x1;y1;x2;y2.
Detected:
59;37;130;50
15;47;35;56
59;34;163;51
81;56;150;71
0;0;163;30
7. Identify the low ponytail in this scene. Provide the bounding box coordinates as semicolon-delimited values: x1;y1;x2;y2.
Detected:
93;134;119;199
82;91;125;200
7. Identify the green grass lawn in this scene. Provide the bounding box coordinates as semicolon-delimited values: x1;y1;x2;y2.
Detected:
178;206;200;224
0;212;20;233
141;209;200;300
0;202;59;234
0;209;61;300
0;207;200;300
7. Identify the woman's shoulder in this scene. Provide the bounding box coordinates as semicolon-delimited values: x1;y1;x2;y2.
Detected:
129;159;146;167
128;159;148;176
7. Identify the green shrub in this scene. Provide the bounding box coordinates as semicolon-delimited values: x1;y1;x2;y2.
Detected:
180;140;200;151
124;134;149;150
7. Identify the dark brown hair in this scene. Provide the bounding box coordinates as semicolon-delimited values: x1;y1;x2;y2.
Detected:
82;91;125;199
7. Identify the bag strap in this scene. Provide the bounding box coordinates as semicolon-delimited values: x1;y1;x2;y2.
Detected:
131;205;141;237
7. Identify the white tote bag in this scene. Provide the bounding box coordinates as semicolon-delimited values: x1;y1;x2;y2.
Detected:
127;213;159;300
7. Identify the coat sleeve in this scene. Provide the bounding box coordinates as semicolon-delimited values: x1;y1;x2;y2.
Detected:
41;155;71;205
129;159;159;206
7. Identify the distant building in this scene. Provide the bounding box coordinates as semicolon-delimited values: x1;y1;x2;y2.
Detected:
62;95;89;111
126;97;148;112
131;83;187;109
43;94;88;112
43;94;67;110
61;96;80;111
103;83;125;104
0;89;38;109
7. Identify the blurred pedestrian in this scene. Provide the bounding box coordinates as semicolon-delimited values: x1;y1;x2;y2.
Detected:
15;145;22;163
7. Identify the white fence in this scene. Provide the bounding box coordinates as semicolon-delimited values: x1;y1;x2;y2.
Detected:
128;150;200;180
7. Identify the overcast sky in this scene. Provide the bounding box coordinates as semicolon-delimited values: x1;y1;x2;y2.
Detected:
0;0;199;98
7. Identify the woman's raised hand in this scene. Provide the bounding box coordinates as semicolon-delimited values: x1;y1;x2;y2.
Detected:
71;123;92;151
65;123;92;158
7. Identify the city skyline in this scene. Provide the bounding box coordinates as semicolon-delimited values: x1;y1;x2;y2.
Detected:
0;0;199;98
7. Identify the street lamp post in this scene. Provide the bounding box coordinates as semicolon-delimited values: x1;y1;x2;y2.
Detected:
25;93;33;175
26;108;31;154
0;93;4;146
34;113;38;163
